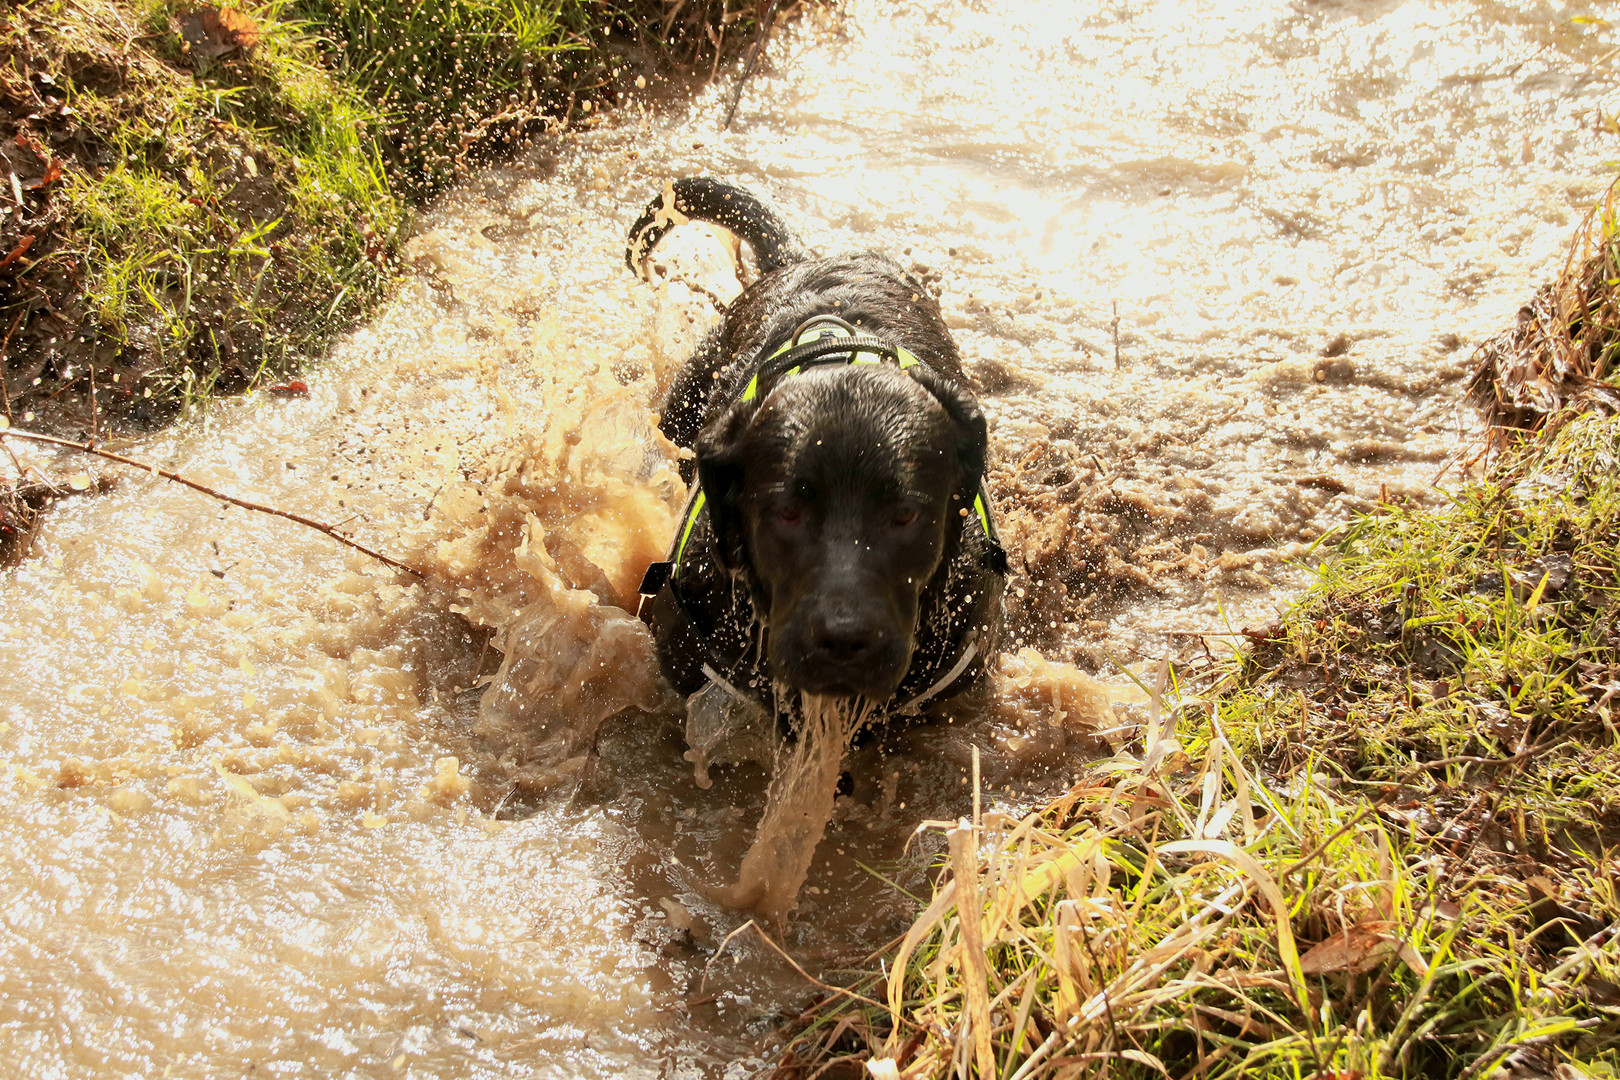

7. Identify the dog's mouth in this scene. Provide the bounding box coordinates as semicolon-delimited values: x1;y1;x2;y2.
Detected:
793;675;878;699
774;643;912;702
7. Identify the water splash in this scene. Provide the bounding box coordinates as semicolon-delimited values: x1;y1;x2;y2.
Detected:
718;692;876;925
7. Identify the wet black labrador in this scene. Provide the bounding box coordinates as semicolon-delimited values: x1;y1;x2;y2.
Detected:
630;177;1006;721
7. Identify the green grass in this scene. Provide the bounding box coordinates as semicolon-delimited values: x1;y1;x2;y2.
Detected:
774;526;1620;1077
3;0;405;419
277;0;780;199
275;0;591;199
1227;413;1620;826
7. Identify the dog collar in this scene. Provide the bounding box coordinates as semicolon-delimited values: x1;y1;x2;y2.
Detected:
740;317;921;402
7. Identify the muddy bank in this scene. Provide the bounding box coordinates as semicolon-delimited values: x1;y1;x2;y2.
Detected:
799;304;1620;1080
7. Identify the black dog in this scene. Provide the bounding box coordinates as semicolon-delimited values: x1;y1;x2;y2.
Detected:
631;177;1006;721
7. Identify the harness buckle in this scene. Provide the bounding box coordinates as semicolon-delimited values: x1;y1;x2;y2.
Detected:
636;560;674;622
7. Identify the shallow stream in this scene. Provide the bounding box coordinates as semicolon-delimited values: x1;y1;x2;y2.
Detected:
2;1;1615;1076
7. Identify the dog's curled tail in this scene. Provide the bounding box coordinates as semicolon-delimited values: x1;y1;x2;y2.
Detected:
626;177;810;277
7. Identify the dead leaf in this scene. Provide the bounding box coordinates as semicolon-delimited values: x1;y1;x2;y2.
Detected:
20;159;61;191
1298;922;1400;976
1526;874;1605;949
1584;977;1620;1008
0;235;36;270
10;135;63;193
178;5;261;58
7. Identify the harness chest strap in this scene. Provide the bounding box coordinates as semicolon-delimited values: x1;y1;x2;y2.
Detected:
741;324;921;402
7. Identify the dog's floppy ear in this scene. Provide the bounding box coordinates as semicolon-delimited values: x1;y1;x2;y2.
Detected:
908;366;988;492
694;398;760;572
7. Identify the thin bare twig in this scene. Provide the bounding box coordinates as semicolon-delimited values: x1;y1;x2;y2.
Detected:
1281;737;1560;882
1280;803;1385;880
88;363;99;443
1111;299;1122;369
1401;738;1561;775
2;435;26;479
0;428;422;576
700;918;760;996
0;309;23;423
722;0;781;129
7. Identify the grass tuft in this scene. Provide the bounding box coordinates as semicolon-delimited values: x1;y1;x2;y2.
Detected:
274;0;589;200
1470;178;1620;434
774;657;1619;1077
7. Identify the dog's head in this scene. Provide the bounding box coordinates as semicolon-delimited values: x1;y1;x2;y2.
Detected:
695;362;987;701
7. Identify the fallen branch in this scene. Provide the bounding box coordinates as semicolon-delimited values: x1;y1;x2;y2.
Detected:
0;427;422;576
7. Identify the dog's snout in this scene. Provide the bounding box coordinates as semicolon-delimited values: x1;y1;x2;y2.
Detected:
779;597;910;698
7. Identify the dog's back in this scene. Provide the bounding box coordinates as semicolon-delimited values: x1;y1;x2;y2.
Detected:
630;179;971;455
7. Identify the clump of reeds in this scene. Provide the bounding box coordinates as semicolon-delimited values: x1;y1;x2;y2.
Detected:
773;665;1617;1077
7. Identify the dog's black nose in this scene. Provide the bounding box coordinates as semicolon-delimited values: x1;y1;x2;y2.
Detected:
813;613;880;662
780;604;909;698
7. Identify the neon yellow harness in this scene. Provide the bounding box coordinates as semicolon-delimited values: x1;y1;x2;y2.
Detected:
667;322;995;575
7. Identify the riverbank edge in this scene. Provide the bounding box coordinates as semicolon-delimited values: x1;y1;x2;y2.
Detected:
0;0;770;433
773;188;1620;1080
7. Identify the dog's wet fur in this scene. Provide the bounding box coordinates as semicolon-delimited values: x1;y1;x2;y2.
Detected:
629;178;1005;717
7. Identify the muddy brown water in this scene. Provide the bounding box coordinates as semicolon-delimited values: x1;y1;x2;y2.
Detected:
2;1;1615;1075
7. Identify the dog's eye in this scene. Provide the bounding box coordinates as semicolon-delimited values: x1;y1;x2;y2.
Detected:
775;506;805;527
892;506;920;528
